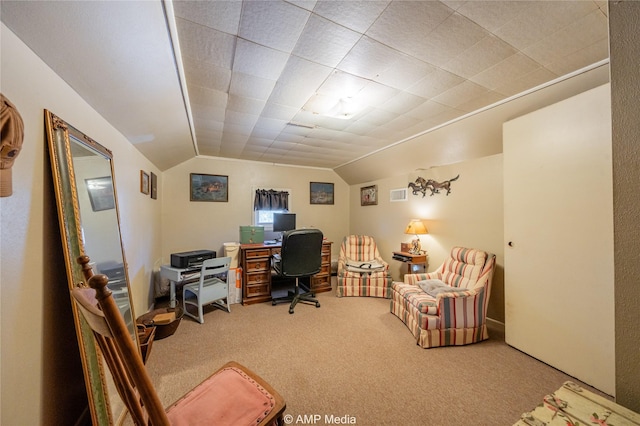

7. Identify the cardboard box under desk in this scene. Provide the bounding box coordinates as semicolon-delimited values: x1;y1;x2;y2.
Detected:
239;226;264;244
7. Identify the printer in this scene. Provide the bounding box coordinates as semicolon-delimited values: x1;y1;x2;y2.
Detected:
170;249;216;268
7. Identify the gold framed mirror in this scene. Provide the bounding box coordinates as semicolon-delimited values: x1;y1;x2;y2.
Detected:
45;110;139;424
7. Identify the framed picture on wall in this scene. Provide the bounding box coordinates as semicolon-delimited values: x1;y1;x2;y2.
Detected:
310;182;334;205
190;173;228;202
140;170;150;195
150;172;158;200
86;176;116;211
360;185;377;206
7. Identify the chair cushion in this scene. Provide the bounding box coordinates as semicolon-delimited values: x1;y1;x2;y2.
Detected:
166;366;277;426
416;280;472;297
391;282;438;315
344;258;386;273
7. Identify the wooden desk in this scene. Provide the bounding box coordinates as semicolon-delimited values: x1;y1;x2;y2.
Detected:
240;241;332;305
392;251;428;275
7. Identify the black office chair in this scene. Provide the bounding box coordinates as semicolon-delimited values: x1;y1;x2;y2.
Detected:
272;228;324;314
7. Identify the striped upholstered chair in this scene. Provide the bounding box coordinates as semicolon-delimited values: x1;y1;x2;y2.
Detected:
336;235;392;298
390;247;495;348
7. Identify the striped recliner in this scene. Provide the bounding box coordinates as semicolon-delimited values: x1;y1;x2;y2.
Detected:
390;247;496;348
336;235;393;298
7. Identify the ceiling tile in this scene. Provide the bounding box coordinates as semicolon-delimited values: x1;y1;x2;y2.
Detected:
336;36;404;80
182;56;231;92
176;18;235;68
406;68;465;99
227;95;266;115
173;0;242;35
493;1;600;51
229;72;277;101
442;34;518;79
456;1;532;34
277;56;333;91
494;66;559;97
379;91;426;115
470;53;542;91
545;39;609;76
292;14;362;67
366;1;453;57
261;102;300;122
414;12;490;67
268;81;316;109
233;39;290;81
432;80;489;109
239;1;310;52
312;1;389;34
456;90;507;113
373;54;437;91
523;10;608;68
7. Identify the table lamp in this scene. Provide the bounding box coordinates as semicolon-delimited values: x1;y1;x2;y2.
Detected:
404;220;428;254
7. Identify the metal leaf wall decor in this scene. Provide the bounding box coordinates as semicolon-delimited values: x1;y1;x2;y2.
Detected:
408;175;459;197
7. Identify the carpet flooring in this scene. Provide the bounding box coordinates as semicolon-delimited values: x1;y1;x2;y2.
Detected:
139;279;608;426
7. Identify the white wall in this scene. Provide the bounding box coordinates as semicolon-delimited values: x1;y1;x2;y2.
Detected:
0;24;162;425
348;154;505;322
161;157;350;264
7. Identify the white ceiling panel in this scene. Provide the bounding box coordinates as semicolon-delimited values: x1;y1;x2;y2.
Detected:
292;14;362;67
172;0;242;35
2;0;609;174
239;1;310;52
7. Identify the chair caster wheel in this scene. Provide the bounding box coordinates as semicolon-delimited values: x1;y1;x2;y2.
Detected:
289;309;294;314
272;301;276;305
315;302;320;308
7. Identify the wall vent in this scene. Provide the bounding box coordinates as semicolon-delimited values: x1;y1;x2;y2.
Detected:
390;188;408;202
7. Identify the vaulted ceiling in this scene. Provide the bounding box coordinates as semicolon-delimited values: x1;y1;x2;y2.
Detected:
2;1;609;173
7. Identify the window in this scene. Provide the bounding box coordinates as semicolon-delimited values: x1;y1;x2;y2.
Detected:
253;188;290;230
255;209;288;230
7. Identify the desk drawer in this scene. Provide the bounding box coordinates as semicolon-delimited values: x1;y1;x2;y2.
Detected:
245;271;271;286
245;258;270;272
244;248;271;259
245;283;269;297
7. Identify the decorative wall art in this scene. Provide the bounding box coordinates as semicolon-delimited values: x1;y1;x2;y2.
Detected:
409;175;460;197
190;173;228;202
140;170;149;195
360;185;378;206
85;176;116;211
310;182;334;205
150;172;157;200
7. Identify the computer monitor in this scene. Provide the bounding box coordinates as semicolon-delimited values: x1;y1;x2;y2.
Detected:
273;213;296;233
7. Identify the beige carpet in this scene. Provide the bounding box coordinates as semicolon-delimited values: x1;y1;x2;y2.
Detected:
141;279;608;426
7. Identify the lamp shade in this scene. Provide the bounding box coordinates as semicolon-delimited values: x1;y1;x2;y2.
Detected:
404;220;428;235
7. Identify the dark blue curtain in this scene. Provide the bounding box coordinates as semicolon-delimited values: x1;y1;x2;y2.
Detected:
254;189;289;210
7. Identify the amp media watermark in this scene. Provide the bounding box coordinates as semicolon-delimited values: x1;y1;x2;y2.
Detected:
283;413;357;424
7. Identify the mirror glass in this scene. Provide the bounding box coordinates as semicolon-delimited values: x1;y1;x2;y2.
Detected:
45;110;138;424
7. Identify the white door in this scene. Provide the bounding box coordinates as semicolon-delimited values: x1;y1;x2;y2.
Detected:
503;84;615;395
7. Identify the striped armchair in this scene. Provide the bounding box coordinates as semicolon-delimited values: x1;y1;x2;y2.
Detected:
336;235;392;298
390;247;496;348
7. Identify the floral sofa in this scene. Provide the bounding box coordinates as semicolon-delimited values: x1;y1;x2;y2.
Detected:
336;235;393;298
390;246;496;348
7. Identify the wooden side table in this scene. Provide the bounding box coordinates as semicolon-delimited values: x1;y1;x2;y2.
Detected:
392;251;428;275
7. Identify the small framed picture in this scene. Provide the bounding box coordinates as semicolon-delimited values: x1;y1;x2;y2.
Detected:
360;185;378;206
310;182;334;205
150;172;158;200
86;176;116;211
140;170;150;195
190;173;228;202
